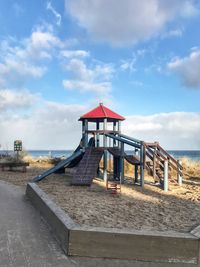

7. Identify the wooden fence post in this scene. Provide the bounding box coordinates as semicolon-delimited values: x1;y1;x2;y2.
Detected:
140;143;144;188
164;160;168;192
177;160;182;186
120;142;124;184
103;118;107;182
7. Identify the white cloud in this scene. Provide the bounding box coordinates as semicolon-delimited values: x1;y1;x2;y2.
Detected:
47;2;62;26
66;0;199;45
60;50;90;58
63;80;111;94
168;49;200;89
65;59;114;81
29;30;63;51
0;101;87;150
0;24;65;86
123;112;200;149
63;58;114;95
1;108;199;150
0;59;46;79
162;28;184;39
0;89;39;110
120;57;136;72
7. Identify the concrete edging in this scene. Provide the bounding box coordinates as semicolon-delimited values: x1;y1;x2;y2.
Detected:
26;182;77;254
26;182;200;265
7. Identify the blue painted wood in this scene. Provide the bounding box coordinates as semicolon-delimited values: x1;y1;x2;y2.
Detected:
105;134;141;149
118;134;141;144
140;144;144;187
120;142;124;184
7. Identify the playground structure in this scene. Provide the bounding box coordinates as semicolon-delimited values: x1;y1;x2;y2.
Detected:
33;103;183;191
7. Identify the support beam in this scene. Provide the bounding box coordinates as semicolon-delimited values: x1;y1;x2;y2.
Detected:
113;121;117;147
134;165;139;184
118;121;121;133
118;121;121;147
153;151;156;182
105;134;141;149
96;121;100;147
108;137;112;172
140;143;144;188
82;120;86;149
103;118;107;182
120;142;124;184
177;160;182;186
85;119;88;148
164;160;168;192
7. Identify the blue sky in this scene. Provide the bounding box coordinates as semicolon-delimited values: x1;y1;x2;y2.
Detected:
0;0;200;150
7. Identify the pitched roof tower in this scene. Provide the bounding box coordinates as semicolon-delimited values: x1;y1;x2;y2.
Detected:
79;103;125;122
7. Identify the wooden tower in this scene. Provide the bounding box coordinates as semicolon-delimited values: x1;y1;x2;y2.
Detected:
79;103;125;182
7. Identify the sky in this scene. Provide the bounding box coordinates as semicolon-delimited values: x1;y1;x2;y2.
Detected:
0;0;200;150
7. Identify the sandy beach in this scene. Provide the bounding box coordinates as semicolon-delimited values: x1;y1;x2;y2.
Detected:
0;156;199;233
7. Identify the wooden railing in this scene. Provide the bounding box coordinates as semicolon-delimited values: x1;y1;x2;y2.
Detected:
144;142;182;178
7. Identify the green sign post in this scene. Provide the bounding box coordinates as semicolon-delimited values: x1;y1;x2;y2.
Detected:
14;140;22;161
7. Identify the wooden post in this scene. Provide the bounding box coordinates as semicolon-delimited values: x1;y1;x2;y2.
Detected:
120;142;124;184
108;137;112;172
82;120;85;149
164;160;168;192
143;144;146;168
153;150;156;181
96;121;100;147
135;165;139;184
96;121;100;177
140;143;144;187
113;121;117;147
16;151;19;162
103;118;107;182
113;156;119;180
177;160;182;186
85;119;88;148
118;121;121;147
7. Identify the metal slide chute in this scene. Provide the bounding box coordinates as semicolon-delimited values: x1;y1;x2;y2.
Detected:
32;149;83;182
32;137;95;183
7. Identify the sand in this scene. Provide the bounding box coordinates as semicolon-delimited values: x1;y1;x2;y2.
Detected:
0;157;199;233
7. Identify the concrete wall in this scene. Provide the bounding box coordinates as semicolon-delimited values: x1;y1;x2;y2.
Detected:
26;183;77;254
26;183;200;266
69;227;199;264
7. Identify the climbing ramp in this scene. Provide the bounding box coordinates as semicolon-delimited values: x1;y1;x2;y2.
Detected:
71;147;104;186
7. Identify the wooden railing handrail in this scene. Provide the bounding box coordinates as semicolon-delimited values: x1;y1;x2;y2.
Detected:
157;144;183;170
145;145;183;175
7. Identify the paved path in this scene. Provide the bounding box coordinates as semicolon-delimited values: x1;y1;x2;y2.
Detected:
0;181;197;267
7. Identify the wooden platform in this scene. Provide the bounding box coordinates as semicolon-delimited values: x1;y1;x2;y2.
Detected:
0;162;29;172
108;148;140;165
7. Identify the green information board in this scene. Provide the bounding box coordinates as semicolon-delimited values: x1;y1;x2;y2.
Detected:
14;140;22;151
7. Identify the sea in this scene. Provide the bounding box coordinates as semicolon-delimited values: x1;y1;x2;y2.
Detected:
1;149;200;161
22;149;200;161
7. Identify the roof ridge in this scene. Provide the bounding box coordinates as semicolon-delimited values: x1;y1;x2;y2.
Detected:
101;104;108;117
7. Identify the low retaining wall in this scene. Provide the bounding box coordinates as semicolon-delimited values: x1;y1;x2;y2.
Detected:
26;183;200;265
26;182;77;254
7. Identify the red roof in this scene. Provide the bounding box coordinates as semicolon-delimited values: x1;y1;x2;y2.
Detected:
79;103;125;122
